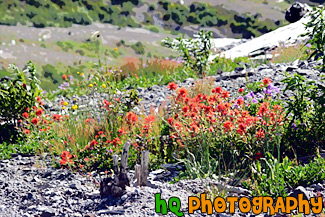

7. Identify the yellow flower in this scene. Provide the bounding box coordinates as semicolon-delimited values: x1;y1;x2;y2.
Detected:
107;81;110;84
73;98;77;101
63;101;68;106
80;73;84;76
62;106;66;110
77;71;80;74
94;82;97;85
72;105;78;110
114;48;117;51
102;84;106;88
89;84;93;88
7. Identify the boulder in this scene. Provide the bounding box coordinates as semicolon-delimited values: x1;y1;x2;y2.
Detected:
285;2;310;23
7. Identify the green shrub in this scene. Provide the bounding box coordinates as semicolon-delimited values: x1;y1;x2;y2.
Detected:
131;42;145;55
301;6;325;71
149;26;159;33
0;61;41;124
162;30;212;76
246;153;325;198
281;73;325;157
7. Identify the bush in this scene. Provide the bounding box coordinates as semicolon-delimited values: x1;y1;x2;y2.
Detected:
301;6;325;71
0;62;42;143
162;30;212;76
131;42;145;55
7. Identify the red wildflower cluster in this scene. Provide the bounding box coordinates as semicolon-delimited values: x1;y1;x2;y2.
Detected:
23;112;29;119
52;114;62;122
36;108;43;116
167;82;178;91
126;111;138;125
31;117;39;125
167;78;284;154
262;78;271;86
60;150;73;166
103;100;111;110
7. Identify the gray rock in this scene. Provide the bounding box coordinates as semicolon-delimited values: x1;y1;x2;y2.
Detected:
285;2;310;23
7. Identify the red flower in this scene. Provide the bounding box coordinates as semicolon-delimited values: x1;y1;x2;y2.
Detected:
52;114;62;122
126;111;138;125
103;100;111;110
212;86;222;94
31;117;39;125
98;131;104;135
221;91;229;99
237;123;246;135
262;78;271;86
36;108;43;116
167;117;174;126
24;129;30;135
224;121;234;132
167;82;178;91
89;140;98;147
22;83;26;89
236;98;244;106
255;152;263;161
256;128;265;139
62;74;67;80
23;112;29;119
145;115;155;125
60;150;73;166
79;164;83;169
36;96;41;102
177;87;188;98
238;88;244;93
112;137;121;147
118;128;126;136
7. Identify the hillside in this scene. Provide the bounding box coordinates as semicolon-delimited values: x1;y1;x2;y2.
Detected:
0;0;288;38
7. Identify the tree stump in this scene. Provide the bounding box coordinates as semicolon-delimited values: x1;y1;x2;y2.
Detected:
100;141;131;198
135;150;149;187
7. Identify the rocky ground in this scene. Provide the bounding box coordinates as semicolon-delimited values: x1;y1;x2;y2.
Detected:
1;58;325;216
49;58;324;115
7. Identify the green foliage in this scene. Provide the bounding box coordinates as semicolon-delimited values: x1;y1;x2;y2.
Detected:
162;30;212;76
131;42;146;55
246;152;325;198
281;73;325;157
302;6;325;71
0;61;41;123
157;0;283;38
0;0;138;28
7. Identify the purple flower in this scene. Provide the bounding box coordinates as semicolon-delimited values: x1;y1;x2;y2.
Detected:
97;116;101;122
264;88;272;95
306;43;311;48
143;63;147;68
246;91;255;99
252;98;258;104
291;123;298;130
257;93;264;99
165;57;169;60
267;84;280;94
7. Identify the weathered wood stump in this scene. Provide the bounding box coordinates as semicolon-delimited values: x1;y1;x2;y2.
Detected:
100;141;131;198
135;150;149;187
